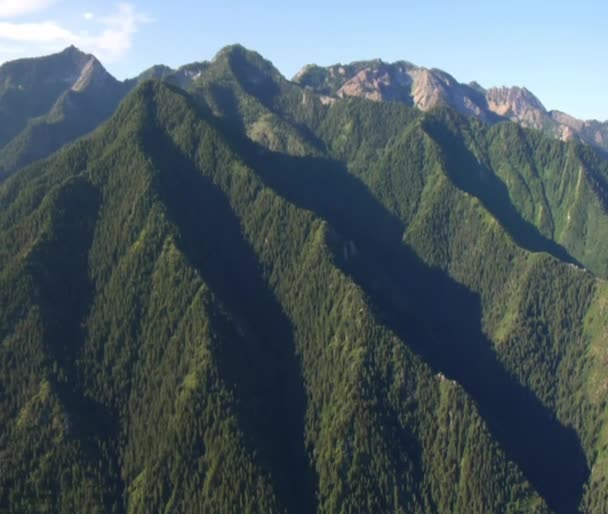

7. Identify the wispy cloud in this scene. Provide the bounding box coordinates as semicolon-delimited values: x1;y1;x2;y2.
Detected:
93;3;152;62
0;21;76;42
0;0;56;18
0;2;152;64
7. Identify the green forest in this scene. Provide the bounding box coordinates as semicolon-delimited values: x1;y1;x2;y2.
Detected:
1;44;608;513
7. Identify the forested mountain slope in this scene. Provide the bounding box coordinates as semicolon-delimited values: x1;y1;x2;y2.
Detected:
0;79;550;514
1;44;608;513
0;47;130;181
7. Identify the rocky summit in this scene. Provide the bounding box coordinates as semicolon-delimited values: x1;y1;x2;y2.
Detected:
294;59;608;153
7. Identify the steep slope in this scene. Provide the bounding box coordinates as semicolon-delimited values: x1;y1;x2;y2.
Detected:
486;87;608;152
312;98;608;513
132;49;608;511
0;80;550;513
2;44;608;513
196;50;608;508
197;47;608;279
419;109;608;277
181;44;326;157
0;45;92;145
0;47;130;181
294;60;608;153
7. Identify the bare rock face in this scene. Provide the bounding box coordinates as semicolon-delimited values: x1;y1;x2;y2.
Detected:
411;68;492;120
485;86;548;128
331;61;492;120
71;57;115;93
409;68;446;110
337;64;412;103
551;110;586;132
293;60;608;154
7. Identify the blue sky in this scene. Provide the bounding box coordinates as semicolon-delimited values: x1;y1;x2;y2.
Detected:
0;0;605;120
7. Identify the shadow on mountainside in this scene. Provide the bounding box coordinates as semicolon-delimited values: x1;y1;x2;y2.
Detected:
422;115;584;269
216;126;589;513
144;125;318;514
25;176;124;509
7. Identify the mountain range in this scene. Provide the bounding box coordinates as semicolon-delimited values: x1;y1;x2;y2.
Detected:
0;46;606;185
1;44;608;513
293;59;608;154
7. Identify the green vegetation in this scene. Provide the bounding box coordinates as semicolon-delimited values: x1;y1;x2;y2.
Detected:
2;44;608;513
0;47;130;182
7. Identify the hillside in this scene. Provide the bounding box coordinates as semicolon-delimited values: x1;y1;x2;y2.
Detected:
1;44;608;513
0;47;130;181
0;78;553;514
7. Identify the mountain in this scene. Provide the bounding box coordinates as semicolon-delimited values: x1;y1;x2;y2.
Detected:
0;46;131;181
0;77;549;514
1;44;608;513
130;61;210;89
294;60;608;153
0;46;605;183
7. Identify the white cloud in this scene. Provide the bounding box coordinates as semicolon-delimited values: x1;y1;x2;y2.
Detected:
83;12;94;21
0;3;152;64
93;3;152;62
0;0;56;18
0;21;76;42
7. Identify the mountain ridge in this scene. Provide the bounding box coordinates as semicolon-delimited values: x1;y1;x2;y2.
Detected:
0;79;554;513
0;44;605;183
293;58;608;153
2;44;608;512
0;46;132;181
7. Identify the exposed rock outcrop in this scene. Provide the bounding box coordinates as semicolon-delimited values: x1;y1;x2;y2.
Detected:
294;59;608;153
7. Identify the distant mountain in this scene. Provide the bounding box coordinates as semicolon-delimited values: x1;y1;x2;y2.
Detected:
131;63;175;82
131;62;210;89
1;46;604;184
0;46;130;180
294;60;608;153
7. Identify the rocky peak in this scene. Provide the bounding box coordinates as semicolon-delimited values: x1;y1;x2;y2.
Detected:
409;68;450;110
550;110;586;131
485;86;547;128
70;56;115;92
332;61;491;120
293;57;608;151
337;63;413;103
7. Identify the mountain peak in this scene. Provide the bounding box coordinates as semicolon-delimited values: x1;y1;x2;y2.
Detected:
0;45;123;157
212;43;264;65
485;85;547;127
468;81;486;93
207;43;285;99
293;56;608;151
56;45;97;68
213;44;280;75
61;44;86;56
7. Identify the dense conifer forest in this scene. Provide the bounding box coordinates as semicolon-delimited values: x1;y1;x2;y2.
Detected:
1;45;608;513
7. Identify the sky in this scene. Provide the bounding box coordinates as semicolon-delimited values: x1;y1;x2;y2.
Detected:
0;0;605;121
